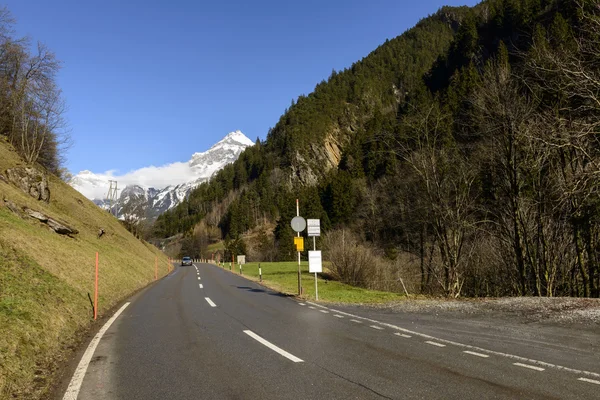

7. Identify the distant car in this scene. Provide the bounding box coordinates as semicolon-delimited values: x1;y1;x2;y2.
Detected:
181;256;192;266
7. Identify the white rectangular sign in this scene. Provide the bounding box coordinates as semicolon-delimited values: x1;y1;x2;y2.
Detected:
237;255;246;265
307;219;321;237
308;250;322;273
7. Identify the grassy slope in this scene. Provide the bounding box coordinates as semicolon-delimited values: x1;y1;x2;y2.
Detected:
227;261;404;303
0;140;170;398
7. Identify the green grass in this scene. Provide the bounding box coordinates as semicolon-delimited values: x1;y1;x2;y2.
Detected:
223;261;404;303
207;241;224;252
0;140;170;398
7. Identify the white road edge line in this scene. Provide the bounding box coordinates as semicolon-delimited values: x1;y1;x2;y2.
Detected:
513;362;545;372
370;325;384;330
578;377;600;385
62;302;130;400
426;341;446;347
464;350;489;358
243;330;303;363
394;333;411;338
205;297;216;307
305;301;600;380
199;284;203;289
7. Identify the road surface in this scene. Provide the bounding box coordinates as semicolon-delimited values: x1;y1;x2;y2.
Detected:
64;262;600;399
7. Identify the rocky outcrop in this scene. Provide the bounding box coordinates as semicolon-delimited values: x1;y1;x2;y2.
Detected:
24;207;78;236
5;167;50;202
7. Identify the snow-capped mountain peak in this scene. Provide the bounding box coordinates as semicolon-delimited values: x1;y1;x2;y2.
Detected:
70;131;254;219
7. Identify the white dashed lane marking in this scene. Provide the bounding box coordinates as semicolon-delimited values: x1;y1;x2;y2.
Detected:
513;363;545;372
320;310;329;314
464;351;490;358
425;341;446;348
205;297;216;307
578;377;600;385
199;284;203;289
394;333;411;338
305;301;600;380
334;314;344;318
243;330;303;363
298;303;306;306
370;325;384;330
308;306;316;309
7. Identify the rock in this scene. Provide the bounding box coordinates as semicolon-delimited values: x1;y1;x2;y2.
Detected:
98;228;105;238
5;167;50;202
0;174;7;184
22;206;78;236
24;208;48;222
47;218;78;235
2;197;21;215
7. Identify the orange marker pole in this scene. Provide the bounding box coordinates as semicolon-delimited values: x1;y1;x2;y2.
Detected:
94;252;99;320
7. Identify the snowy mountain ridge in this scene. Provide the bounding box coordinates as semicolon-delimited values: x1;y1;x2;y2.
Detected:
70;131;254;219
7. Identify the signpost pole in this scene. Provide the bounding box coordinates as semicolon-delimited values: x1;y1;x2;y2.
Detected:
296;199;301;296
313;237;318;300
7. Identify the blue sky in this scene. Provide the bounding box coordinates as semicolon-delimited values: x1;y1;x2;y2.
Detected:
4;0;479;176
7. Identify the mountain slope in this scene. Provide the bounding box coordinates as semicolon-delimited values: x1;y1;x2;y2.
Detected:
0;138;170;398
153;6;468;238
70;131;254;219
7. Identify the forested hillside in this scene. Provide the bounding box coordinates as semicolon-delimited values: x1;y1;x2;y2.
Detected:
155;0;600;298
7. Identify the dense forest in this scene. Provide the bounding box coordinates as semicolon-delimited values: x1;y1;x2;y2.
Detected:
0;7;68;177
155;0;600;298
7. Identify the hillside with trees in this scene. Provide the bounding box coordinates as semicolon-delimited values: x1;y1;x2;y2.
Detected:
154;0;600;298
0;7;69;178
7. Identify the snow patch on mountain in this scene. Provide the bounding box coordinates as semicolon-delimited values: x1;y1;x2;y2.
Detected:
70;130;254;219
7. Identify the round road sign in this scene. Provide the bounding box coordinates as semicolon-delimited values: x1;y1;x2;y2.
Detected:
291;216;306;232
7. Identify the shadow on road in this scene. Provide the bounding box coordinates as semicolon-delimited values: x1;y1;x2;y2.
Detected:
234;285;293;298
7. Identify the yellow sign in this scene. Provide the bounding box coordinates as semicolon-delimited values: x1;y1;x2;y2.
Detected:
294;236;304;252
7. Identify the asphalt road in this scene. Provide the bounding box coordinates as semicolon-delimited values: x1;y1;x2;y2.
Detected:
68;262;600;400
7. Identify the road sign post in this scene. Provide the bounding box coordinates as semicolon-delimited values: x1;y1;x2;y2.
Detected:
291;200;306;296
307;219;321;300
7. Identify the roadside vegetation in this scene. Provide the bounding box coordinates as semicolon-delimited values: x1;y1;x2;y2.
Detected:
223;261;404;303
0;140;170;397
158;0;600;299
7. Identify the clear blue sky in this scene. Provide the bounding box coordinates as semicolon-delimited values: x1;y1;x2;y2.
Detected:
4;0;479;174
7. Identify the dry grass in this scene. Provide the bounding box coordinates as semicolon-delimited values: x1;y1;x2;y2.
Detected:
0;139;170;398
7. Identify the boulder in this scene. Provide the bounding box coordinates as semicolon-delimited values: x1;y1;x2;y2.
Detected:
23;206;78;236
2;197;21;216
5;167;50;202
47;218;78;235
24;208;48;222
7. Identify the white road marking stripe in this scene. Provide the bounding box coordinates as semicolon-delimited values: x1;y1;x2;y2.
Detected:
370;325;384;330
350;319;362;323
578;377;600;385
464;350;489;358
394;333;411;338
320;310;329;314
334;314;344;318
513;363;545;371
243;330;303;363
205;297;216;307
199;284;203;289
425;341;446;347
308;306;316;309
197;277;201;280
298;303;306;306
62;303;130;400
304;301;600;380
